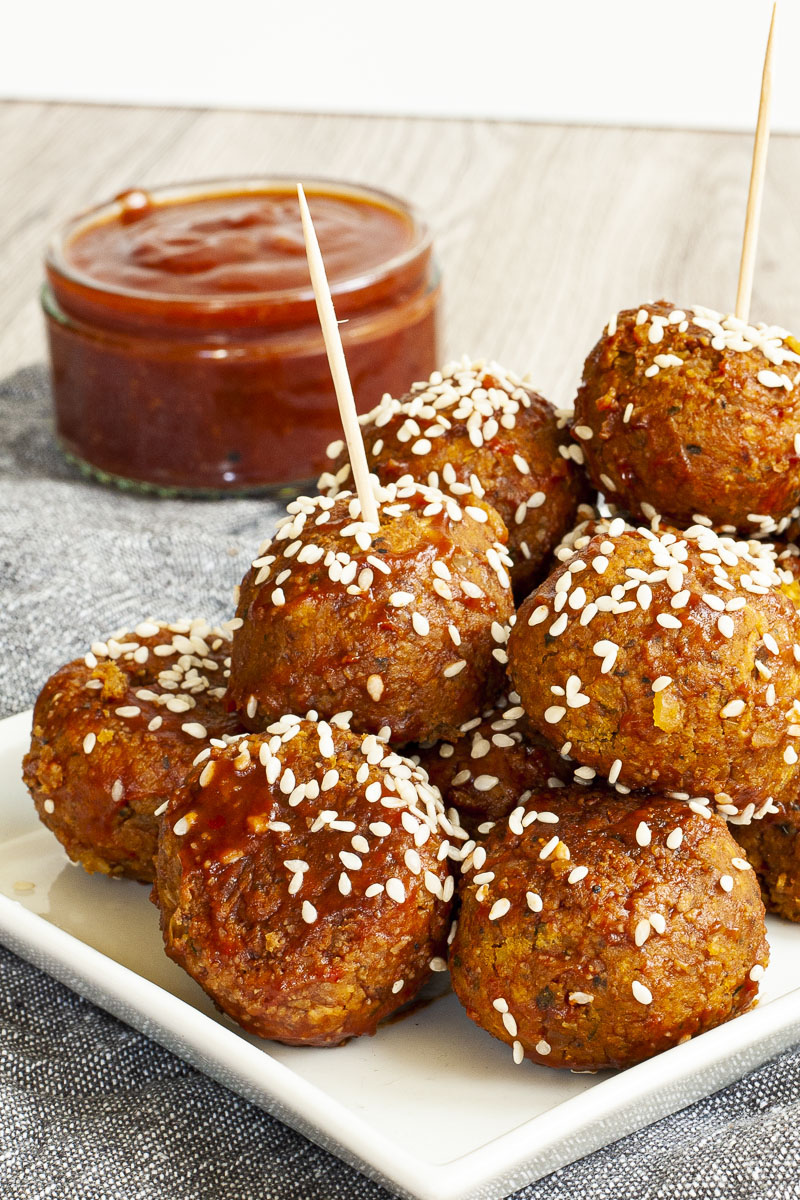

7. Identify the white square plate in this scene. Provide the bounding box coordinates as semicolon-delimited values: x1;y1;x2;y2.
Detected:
2;708;800;1200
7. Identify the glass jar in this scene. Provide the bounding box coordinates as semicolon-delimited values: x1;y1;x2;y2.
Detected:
42;178;440;495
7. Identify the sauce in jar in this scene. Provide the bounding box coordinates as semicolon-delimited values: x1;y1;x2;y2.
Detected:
43;179;440;494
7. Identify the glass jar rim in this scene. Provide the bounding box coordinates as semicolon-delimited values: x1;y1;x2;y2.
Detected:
45;175;433;312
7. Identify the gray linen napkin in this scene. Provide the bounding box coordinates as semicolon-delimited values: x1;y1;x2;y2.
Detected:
1;365;799;1200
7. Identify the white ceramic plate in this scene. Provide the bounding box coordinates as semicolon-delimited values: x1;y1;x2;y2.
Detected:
2;707;800;1200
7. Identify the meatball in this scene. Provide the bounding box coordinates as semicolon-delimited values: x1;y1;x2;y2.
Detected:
508;522;800;820
22;619;243;882
319;358;589;597
451;789;768;1071
415;694;570;836
734;810;800;923
154;716;460;1046
227;481;515;744
572;302;800;535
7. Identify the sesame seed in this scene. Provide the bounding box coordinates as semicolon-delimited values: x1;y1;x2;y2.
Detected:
528;605;548;627
390;591;414;607
549;614;568;637
526;891;543;912
535;1040;551;1055
649;912;667;934
489;898;511;920
635;919;651;947
569;992;594;1005
301;901;317;924
386;878;406;903
593;640;618;673
172;816;190;837
429;957;448;972
502;1011;518;1036
366;674;384;702
539;835;560;861
474;775;500;792
544;705;566;725
443;660;467;678
412;611;430;636
651;676;672;693
513;1041;525;1065
731;857;751;871
666;828;683;850
720;875;734;893
717;615;735;639
656;613;682;630
721;699;746;718
568;865;588;884
82;732;96;754
749;964;765;982
632;980;653;1005
181;722;208;740
573;425;593;441
635;822;651;847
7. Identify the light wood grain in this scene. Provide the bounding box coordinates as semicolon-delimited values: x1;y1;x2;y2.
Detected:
2;100;800;409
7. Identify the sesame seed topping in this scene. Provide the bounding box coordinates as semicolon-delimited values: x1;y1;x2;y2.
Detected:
720;875;734;893
443;660;467;678
635;822;651;847
489;897;511;921
632;980;653;1005
386;878;406;904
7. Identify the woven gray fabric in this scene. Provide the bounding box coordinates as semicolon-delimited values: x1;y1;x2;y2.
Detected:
2;365;799;1200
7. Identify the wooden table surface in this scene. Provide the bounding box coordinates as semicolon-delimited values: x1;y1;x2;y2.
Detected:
2;99;800;409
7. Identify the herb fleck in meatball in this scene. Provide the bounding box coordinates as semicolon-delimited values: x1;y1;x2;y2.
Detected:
451;789;768;1071
155;716;461;1045
228;482;514;744
572;302;800;535
23;619;243;881
320;358;588;596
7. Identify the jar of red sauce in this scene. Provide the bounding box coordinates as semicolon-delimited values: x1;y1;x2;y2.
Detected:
42;178;440;494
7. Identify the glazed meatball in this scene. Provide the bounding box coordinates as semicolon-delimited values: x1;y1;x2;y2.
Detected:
22;619;243;882
319;358;589;597
415;694;570;836
451;789;768;1071
508;522;800;820
227;481;515;744
155;716;460;1045
572;302;800;535
734;809;800;923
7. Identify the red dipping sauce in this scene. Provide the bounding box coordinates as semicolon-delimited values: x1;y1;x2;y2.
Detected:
43;179;440;494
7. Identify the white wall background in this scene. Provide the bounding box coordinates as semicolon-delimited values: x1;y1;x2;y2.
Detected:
3;0;798;132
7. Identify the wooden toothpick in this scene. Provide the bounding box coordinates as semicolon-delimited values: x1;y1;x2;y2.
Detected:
297;184;380;528
735;1;777;323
